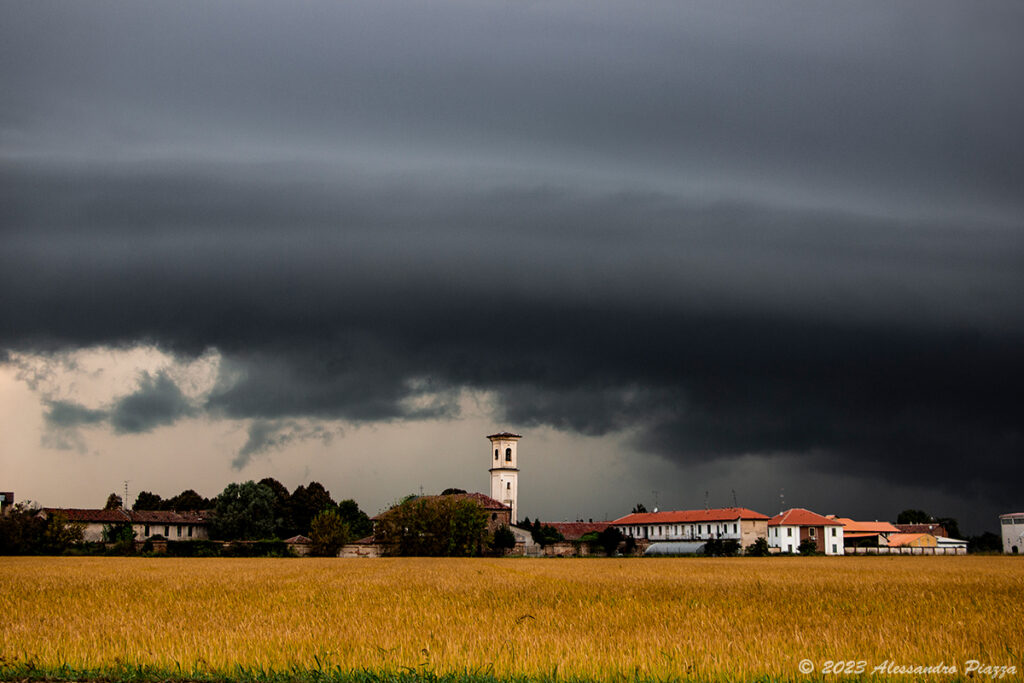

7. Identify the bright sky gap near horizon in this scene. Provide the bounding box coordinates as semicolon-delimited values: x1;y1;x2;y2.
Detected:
1;1;1022;535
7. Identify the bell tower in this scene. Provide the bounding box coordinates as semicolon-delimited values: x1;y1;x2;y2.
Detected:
488;431;521;523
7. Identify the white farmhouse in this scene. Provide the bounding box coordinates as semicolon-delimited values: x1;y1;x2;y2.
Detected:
999;512;1024;554
768;508;844;555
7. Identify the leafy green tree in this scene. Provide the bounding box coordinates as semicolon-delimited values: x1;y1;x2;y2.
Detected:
967;531;1002;553
39;510;84;552
490;525;517;554
102;522;136;553
258;477;294;537
798;538;819;556
375;496;489;556
164;489;210;511
290;482;336;536
745;537;771;556
104;493;123;510
531;524;564;548
210;481;277;540
309;508;350;557
441;488;467;495
0;503;82;555
336;499;372;539
631;503;648;513
133;491;163;510
596;526;625;557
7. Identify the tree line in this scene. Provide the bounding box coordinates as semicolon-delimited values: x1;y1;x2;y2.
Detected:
0;478;373;557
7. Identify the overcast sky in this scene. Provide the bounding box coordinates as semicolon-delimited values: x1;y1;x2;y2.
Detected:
2;0;1022;533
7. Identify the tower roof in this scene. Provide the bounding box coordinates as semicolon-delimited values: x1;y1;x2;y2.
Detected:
487;432;522;439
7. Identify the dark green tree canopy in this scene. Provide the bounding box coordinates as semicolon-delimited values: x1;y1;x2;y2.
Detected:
0;504;84;555
290;481;336;536
309;508;350;557
104;493;123;510
258;477;294;537
631;503;648;514
897;509;932;524
165;489;210;511
375;495;489;557
210;481;277;541
491;525;517;553
133;491;163;510
336;499;372;539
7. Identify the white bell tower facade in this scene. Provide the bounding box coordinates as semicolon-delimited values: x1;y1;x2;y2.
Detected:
488;432;521;524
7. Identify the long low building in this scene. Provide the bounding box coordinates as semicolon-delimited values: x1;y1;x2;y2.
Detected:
43;508;211;542
612;507;770;547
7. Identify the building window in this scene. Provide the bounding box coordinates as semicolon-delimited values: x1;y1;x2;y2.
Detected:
831;528;837;537
177;525;182;537
505;448;512;461
787;528;792;537
809;527;816;538
145;525;150;536
188;525;193;538
733;523;737;533
164;525;170;536
491;513;497;520
494;449;499;460
832;544;837;554
506;482;511;490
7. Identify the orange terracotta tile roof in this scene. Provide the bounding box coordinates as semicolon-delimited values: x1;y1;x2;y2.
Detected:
887;533;933;547
833;518;900;534
612;507;770;525
769;508;843;527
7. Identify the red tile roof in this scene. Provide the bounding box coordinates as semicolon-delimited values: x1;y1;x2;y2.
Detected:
769;508;842;527
539;522;611;540
612;507;769;525
43;508;209;524
45;508;130;523
283;535;312;544
129;510;209;524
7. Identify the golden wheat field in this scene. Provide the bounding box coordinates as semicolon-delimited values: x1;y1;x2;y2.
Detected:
1;556;1022;681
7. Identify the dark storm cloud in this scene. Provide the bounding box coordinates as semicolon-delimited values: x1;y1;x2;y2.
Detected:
234;420;337;470
109;371;194;434
43;400;107;430
37;372;196;444
2;1;1023;526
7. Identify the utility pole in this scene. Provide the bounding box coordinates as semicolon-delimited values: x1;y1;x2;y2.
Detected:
123;480;130;511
